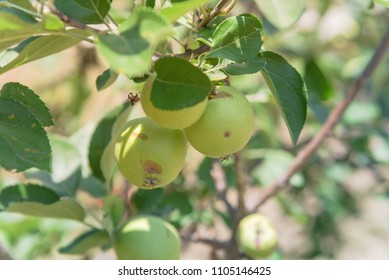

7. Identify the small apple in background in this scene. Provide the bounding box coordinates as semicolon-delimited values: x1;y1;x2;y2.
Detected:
114;117;187;189
237;213;278;259
114;215;181;260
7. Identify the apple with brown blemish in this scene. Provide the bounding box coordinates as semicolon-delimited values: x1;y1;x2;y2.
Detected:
114;117;187;189
185;86;254;158
236;213;278;259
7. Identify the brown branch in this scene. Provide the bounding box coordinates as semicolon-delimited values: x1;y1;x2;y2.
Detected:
189;237;230;249
176;44;211;59
50;9;102;33
198;0;236;28
251;25;389;212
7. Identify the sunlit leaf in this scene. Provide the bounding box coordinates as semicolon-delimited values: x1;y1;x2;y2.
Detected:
207;14;263;63
96;8;173;78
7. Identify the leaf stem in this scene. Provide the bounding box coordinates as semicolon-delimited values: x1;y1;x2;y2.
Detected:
107;14;119;28
251;24;389;212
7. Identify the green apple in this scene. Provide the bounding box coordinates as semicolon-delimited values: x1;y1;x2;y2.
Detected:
237;213;278;259
185;86;254;158
114;215;181;260
115;117;187;189
141;75;208;129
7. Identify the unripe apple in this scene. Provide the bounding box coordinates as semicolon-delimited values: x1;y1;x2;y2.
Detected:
114;117;186;189
114;215;181;260
141;75;208;129
184;86;254;158
237;213;278;259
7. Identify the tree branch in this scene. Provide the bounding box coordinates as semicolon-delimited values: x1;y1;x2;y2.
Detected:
50;9;102;33
251;25;389;212
198;0;236;28
189;237;230;249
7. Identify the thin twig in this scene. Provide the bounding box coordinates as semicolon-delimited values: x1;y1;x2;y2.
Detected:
198;0;235;28
50;9;102;33
176;44;211;60
251;25;389;212
189;237;230;249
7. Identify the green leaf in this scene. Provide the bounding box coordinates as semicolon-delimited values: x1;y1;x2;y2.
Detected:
88;103;131;181
0;32;85;75
5;0;36;12
375;0;389;8
0;9;42;51
0;184;58;208
304;58;333;101
7;199;85;221
25;136;82;197
96;69;119;91
0;184;85;221
59;229;110;254
260;51;307;145
207;14;263;63
254;0;304;29
222;57;266;75
96;8;173;78
304;58;333;123
198;157;216;192
53;0;112;24
162;192;192;215
159;0;207;22
151;57;211;110
0;97;51;172
0;82;53;127
79;175;108;198
43;13;66;31
104;195;125;228
131;188;164;213
146;0;156;8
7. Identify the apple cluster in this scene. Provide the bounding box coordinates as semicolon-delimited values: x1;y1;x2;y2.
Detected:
114;75;255;189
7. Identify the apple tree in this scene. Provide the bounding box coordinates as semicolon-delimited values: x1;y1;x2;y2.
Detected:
0;0;388;259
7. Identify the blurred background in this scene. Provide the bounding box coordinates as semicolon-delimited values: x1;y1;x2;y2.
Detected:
0;0;389;259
